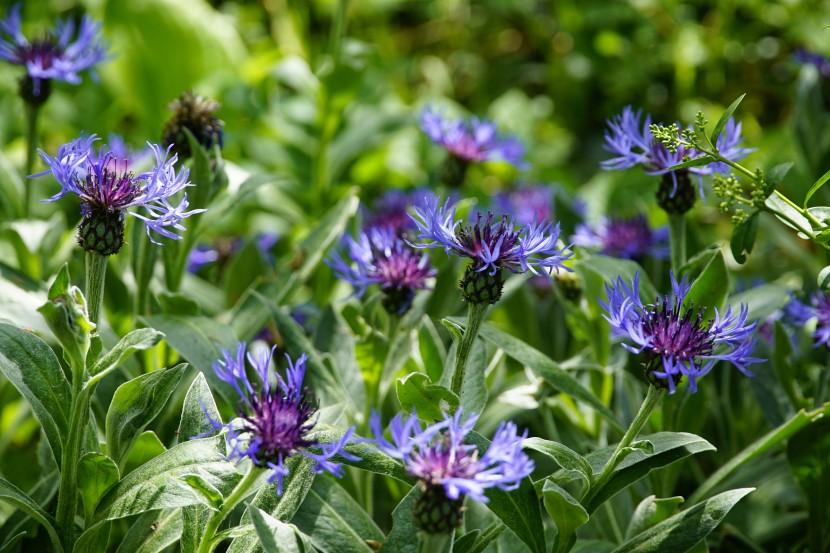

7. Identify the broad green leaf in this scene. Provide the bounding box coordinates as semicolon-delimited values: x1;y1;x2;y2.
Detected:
291;478;384;553
582;432;715;513
681;249;728;319
88;328;164;382
787;416;830;552
180;473;224;509
463;321;622;431
396;373;459;420
611;488;754;553
179;372;222;441
379;485;418;553
730;211;759;265
0;265;51;336
467;430;546;553
709;94;746;146
106;364;188;467
543;481;588;553
575;255;657;302
523;437;592;491
77;453;120;523
114;510;182;553
0;477;63;553
249;506;316;553
123;432;167;476
95;438;240;521
625;495;685;539
0;322;71;466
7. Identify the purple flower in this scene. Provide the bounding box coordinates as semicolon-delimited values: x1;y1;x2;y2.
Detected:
106;134;152;168
363;189;430;235
410;194;572;277
785;292;830;348
601;272;763;394
0;4;109;98
327;226;436;314
493;185;554;227
32;134;200;245
601;106;752;197
209;343;359;495
420;106;528;168
572;215;669;260
370;409;534;503
794;49;830;79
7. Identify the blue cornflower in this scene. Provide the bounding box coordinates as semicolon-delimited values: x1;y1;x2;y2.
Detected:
572;214;669;260
601;106;752;198
420;106;528;168
328;226;436;314
210;343;359;495
410;194;572;277
370;409;533;533
0;4;109;100
601;272;762;394
794;49;830;78
785;292;830;348
32;134;200;254
493;185;554;227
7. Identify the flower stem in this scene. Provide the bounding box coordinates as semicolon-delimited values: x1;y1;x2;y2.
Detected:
582;385;665;510
668;213;686;274
451;302;489;396
418;531;452;553
24;102;40;218
85;251;108;327
55;379;90;550
197;466;264;553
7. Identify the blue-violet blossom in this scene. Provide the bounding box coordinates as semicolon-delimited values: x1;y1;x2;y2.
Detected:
572;215;669;260
493;185;554;227
794;49;830;79
601;272;762;393
210;343;359;494
785;292;830;348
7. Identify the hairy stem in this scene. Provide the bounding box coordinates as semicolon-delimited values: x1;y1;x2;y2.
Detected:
24;103;40;218
197;467;263;553
85;252;108;327
451;302;489;396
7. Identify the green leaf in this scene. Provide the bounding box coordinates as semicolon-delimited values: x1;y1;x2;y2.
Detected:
123;432;168;476
106;363;188;467
114;510;183;553
77;453;121;523
804;167;830;209
451;521;505;553
625;495;685;539
682;249;728;319
611;488;753;553
396;373;459;421
0;477;63;553
0;322;71;466
95;438;240;521
88;328;165;383
730;211;759;264
464;321;622;431
313;306;367;409
729;282;791;323
819;266;830;291
710;94;746;146
249;505;315;553
765;194;814;237
0;471;59;547
290;478;384;553
543;481;588;553
582;432;715;513
0;533;26;553
180;473;223;509
787;416;830;552
378;485;419;553
523;437;593;492
179;372;222;441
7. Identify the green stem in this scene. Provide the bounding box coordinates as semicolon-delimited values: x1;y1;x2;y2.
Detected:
668;213;686;274
197;466;263;553
582;385;665;509
24;102;40;218
451;302;489;396
418;531;451;553
85;251;108;327
55;380;90;549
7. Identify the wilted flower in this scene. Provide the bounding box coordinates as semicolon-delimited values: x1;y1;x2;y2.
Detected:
208;343;359;495
601;272;762;393
370;409;533;534
0;3;109;103
572;215;669;260
785;292;830;348
162;91;224;159
493;185;554;227
328;226;436;314
32;134;199;255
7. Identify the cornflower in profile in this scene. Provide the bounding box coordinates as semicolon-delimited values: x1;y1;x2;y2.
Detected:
0;3;109;103
370;409;533;534
572;214;669;260
328;226;436;314
601;272;762;393
208;343;358;495
785;292;830;348
32;134;200;255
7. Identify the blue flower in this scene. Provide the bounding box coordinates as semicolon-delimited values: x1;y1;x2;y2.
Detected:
363;189;432;235
32;134;201;249
601;106;752;197
794;49;830;78
600;272;762;393
572;215;669;260
420;106;528;168
0;4;109;98
785;292;830;348
370;409;533;503
410;194;572;277
209;343;359;495
328;226;436;314
493;185;554;227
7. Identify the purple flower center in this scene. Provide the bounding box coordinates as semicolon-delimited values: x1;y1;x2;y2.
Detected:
239;387;317;464
447;135;487;162
14;36;62;69
456;212;520;270
407;435;480;486
374;249;430;290
642;297;714;363
77;158;140;215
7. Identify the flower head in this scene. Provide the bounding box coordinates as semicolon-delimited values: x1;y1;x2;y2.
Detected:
0;4;109;102
794;49;830;79
363;189;431;235
601;272;762;393
785;292;830;348
328;226;436;314
370;409;533;533
572;215;669;260
32;134;200;254
493;185;554;227
209;343;359;495
420;106;528;168
162;91;224;159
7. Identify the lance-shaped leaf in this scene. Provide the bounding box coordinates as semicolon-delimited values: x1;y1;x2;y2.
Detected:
87;328;164;383
0;477;63;553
